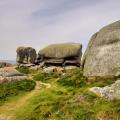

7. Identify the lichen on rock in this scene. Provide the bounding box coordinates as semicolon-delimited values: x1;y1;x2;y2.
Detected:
82;20;120;76
90;80;120;100
38;43;82;66
16;47;36;64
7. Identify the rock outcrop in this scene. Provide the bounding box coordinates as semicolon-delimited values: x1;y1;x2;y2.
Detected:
0;76;27;83
0;62;12;68
0;67;27;83
0;68;22;76
38;43;82;66
90;80;120;100
82;20;120;76
16;47;36;64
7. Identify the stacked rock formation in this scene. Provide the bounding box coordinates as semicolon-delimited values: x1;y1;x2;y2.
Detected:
16;47;36;64
16;43;82;67
82;20;120;77
38;43;82;66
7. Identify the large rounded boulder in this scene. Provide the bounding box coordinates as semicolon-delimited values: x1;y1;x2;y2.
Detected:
38;43;82;66
82;20;120;76
38;43;82;58
16;47;36;64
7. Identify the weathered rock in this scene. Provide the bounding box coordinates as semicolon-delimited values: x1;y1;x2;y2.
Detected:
0;62;12;68
82;20;120;76
16;47;36;64
65;66;78;70
0;67;27;83
45;59;64;65
38;43;82;66
64;59;80;66
38;43;82;58
16;47;26;63
43;66;64;73
0;76;27;83
30;65;42;70
90;80;120;100
0;68;23;77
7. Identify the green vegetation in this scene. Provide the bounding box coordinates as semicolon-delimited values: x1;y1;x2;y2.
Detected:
89;76;116;87
33;72;61;82
12;68;120;120
0;79;36;105
16;66;30;74
57;68;87;88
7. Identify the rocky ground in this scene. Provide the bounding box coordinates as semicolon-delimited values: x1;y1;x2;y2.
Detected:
0;67;27;83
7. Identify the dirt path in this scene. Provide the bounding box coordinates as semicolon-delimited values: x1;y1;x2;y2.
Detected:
39;82;51;88
0;81;51;120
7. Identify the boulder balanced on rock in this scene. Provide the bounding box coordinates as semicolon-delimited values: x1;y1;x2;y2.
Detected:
82;20;120;77
38;43;82;66
16;47;36;64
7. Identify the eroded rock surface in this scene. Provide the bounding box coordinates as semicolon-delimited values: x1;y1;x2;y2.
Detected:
0;68;22;76
90;80;120;100
0;76;27;83
16;47;36;64
82;20;120;76
43;66;64;73
0;67;27;83
0;62;12;68
38;43;82;66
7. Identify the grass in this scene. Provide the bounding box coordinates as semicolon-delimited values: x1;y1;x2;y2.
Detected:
0;79;36;105
16;66;30;74
12;68;120;120
33;71;61;82
57;68;87;88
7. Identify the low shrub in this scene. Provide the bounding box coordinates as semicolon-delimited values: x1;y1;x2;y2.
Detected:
0;79;36;104
57;69;87;88
89;76;116;87
16;66;30;74
33;72;60;82
74;107;95;120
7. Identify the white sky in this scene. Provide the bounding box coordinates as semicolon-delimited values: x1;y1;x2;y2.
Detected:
0;0;120;60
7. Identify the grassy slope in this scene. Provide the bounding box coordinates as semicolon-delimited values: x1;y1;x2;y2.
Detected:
0;68;120;120
0;81;40;120
11;68;120;120
0;79;36;105
0;67;36;120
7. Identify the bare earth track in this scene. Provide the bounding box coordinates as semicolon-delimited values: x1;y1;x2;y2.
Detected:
0;81;51;120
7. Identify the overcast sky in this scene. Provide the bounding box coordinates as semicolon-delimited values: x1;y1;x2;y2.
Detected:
0;0;120;60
